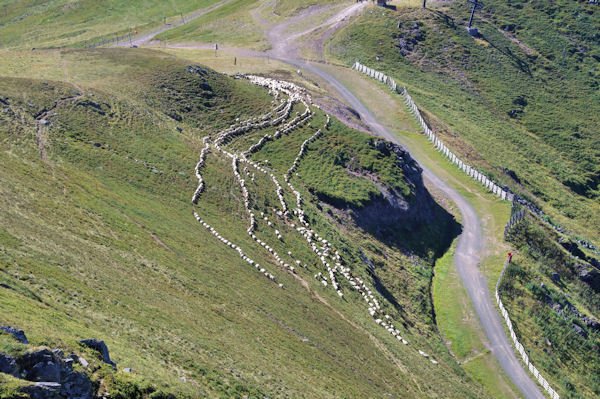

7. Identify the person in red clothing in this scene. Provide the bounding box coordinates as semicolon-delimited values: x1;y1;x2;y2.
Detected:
508;252;513;263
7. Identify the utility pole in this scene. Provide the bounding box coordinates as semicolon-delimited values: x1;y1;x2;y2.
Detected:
215;43;218;57
467;0;484;29
180;13;184;23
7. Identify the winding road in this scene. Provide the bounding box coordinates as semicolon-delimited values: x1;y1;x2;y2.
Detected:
291;58;544;399
132;2;545;398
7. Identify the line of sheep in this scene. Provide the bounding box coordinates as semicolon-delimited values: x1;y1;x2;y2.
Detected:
192;74;437;364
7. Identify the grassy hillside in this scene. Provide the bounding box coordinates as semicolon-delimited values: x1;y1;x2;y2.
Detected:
327;0;600;246
0;0;226;50
155;0;268;50
502;213;600;399
0;48;489;398
154;0;349;50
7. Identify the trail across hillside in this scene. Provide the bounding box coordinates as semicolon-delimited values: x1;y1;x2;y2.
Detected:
115;0;236;47
147;2;545;398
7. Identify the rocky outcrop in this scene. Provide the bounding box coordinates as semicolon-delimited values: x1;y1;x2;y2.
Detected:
577;265;600;291
0;353;19;377
0;328;114;399
11;348;93;399
394;22;425;57
21;382;62;399
547;294;599;338
60;370;94;399
80;338;116;368
349;139;435;234
1;325;29;344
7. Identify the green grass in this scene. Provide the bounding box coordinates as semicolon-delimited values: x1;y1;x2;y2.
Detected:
433;240;485;360
154;0;349;50
307;58;522;398
325;4;600;393
463;352;522;399
501;216;600;399
327;1;600;246
156;0;268;50
0;47;493;398
0;373;30;399
0;0;225;50
273;0;347;17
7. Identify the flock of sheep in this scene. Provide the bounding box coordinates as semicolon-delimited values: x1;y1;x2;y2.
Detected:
191;74;438;365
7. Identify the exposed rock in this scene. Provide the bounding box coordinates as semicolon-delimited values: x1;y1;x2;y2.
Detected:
61;371;93;399
583;316;599;331
1;340;110;399
578;267;600;290
20;382;62;399
347;139;434;234
187;65;208;76
28;361;61;382
0;326;28;344
80;339;115;368
60;358;73;378
18;349;54;372
395;22;425;57
168;112;182;122
0;353;20;377
52;348;64;360
503;168;521;184
572;324;587;338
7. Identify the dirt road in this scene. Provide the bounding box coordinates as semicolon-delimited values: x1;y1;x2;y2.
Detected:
265;4;545;398
141;1;545;397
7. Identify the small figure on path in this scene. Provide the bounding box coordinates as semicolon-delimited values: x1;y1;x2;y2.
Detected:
507;252;513;263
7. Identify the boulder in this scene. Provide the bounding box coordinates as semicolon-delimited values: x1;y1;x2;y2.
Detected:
61;371;93;399
0;353;20;377
59;357;73;380
19;349;54;372
80;339;115;368
578;268;600;290
20;382;62;399
0;326;28;344
51;348;64;360
28;361;61;383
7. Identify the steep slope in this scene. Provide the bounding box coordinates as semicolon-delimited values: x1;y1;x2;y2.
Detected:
327;2;600;398
328;0;600;246
1;48;486;398
502;211;600;398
